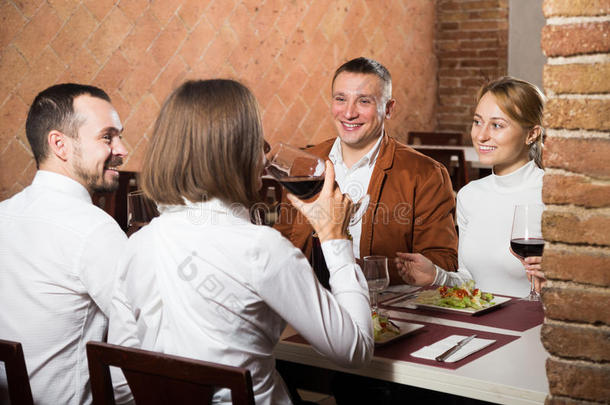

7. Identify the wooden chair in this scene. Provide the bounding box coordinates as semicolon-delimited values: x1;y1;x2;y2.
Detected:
0;339;34;405
407;131;463;146
92;171;138;232
416;147;469;191
86;341;255;405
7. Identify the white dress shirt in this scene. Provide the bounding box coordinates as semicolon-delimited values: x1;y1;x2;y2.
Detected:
0;170;127;405
109;198;373;405
434;161;544;296
328;135;383;258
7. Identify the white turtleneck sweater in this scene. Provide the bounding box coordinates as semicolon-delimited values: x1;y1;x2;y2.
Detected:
434;161;544;297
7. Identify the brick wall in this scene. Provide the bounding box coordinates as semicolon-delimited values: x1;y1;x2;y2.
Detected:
540;0;610;403
435;0;508;139
0;0;437;200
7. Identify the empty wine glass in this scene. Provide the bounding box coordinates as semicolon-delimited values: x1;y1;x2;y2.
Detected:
265;142;369;224
126;190;159;236
362;255;390;314
510;204;545;301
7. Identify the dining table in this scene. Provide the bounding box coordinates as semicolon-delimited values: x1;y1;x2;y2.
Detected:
275;287;548;405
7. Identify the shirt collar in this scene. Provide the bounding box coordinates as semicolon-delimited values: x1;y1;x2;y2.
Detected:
328;134;384;169
32;170;92;203
157;197;252;224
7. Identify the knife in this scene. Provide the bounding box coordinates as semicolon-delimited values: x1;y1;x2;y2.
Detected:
435;334;477;362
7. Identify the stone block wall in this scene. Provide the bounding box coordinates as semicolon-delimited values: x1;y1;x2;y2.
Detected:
540;0;610;403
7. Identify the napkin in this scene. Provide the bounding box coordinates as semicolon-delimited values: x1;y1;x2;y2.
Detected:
410;335;496;362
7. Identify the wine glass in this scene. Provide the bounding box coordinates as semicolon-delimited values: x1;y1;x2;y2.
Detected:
127;190;160;236
362;255;390;314
510;204;545;301
265;142;369;224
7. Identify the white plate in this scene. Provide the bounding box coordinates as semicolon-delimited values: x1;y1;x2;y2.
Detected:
414;295;512;315
375;320;425;346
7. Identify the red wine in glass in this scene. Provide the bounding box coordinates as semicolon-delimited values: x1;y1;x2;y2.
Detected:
510;238;545;258
266;164;324;199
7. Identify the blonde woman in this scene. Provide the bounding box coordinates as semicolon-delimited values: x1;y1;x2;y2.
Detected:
396;76;546;297
109;79;373;404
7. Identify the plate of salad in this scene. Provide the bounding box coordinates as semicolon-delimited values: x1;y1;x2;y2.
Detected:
373;312;424;346
414;281;510;315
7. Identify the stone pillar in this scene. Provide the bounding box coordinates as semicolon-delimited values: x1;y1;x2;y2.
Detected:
540;0;610;403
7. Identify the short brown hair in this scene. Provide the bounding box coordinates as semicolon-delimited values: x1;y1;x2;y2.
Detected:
26;83;111;167
476;76;546;168
141;79;264;207
332;57;392;103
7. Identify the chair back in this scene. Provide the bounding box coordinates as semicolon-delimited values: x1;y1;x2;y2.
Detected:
416;148;469;191
254;177;283;226
86;342;255;405
407;131;463;146
0;339;34;405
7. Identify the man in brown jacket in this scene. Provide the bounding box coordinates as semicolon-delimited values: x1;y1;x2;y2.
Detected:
274;57;458;285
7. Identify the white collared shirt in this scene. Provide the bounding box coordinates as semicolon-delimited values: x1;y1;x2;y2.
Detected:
328;135;383;258
0;170;127;405
108;198;373;405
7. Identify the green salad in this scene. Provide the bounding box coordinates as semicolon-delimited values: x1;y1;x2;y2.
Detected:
372;312;400;341
416;281;495;310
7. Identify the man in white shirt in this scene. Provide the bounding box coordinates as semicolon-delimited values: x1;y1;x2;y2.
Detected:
0;83;128;404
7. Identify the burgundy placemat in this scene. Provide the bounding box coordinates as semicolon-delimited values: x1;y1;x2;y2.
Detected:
381;294;544;332
283;321;519;370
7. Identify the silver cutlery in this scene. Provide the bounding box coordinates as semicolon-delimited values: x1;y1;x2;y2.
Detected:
435;334;477;362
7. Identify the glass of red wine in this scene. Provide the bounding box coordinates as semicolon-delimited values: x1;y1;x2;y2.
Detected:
265;142;370;224
510;204;545;301
127;190;160;236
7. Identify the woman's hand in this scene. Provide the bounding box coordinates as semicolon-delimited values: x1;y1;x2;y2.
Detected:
394;252;436;286
287;160;352;243
510;248;546;293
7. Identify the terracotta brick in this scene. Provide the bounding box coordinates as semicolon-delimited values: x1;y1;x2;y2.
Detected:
57;47;100;84
180;18;216;69
544;137;610;178
543;284;610;324
201;22;238;74
149;1;180;27
150;16;187;67
122;137;148;172
544;63;610;95
0;94;28;154
543;0;610;17
0;139;32;192
150;57;187;105
543;244;610;287
546;98;610;131
0;1;27;49
543;208;610;246
119;52;160;105
0;46;29;104
87;6;132;63
51;5;97;63
93;51;131;92
276;65;309;109
119;11;160;65
47;0;78;21
123;93;158;147
205;0;238;31
15;47;65;105
83;0;115;22
542;321;610;361
13;4;62;63
177;1;210;30
542;22;610;57
546;358;610;402
543;172;610;208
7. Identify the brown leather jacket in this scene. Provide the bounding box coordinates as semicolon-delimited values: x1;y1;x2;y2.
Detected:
274;135;458;285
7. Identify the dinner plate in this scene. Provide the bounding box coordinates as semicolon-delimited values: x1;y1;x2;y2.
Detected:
414;296;512;315
375;320;425;346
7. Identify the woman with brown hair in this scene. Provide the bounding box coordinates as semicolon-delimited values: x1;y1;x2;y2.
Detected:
109;79;373;404
396;76;546;297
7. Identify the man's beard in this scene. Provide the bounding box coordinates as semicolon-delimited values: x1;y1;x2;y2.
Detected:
73;148;122;194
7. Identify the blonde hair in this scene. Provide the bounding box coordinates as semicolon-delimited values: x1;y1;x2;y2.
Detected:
141;79;264;207
476;76;546;169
